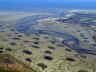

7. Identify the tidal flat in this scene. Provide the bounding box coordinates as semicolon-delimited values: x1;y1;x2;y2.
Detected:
0;10;96;72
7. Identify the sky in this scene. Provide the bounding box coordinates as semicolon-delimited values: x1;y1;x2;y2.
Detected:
0;0;96;2
0;0;96;11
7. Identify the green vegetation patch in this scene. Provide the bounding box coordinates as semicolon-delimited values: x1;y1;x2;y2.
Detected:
0;67;16;72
